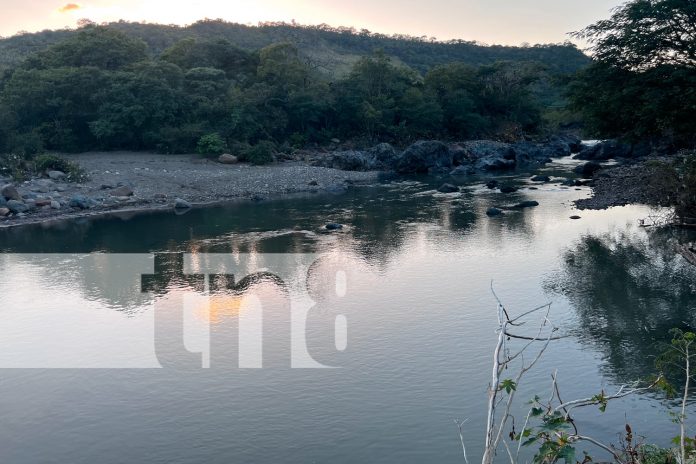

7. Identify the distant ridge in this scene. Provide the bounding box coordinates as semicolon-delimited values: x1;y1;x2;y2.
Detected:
0;19;590;75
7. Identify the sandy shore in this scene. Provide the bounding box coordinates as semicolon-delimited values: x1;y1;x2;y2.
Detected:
0;152;380;228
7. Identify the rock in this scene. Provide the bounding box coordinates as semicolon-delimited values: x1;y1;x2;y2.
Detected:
47;170;66;180
174;198;192;209
461;140;517;171
570;215;582;220
437;183;459;193
50;201;61;209
327;150;380;171
499;185;518;194
35;199;51;207
574;161;602;178
69;195;93;209
486;207;504;216
575;139;633;161
308;180;318;186
330;138;341;144
449;165;475;176
368;143;398;166
325;223;343;230
0;207;9;217
0;196;6;207
100;183;115;190
6;200;28;214
531;175;551;182
486;180;499;189
24;199;37;210
109;185;134;197
513;200;540;209
1;184;21;201
218;154;238;164
395;141;452;173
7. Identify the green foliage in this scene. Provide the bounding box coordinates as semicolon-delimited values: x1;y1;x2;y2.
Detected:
569;0;696;145
196;133;228;157
246;141;276;165
0;24;566;155
32;154;88;182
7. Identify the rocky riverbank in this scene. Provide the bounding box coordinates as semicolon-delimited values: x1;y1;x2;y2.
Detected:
0;152;379;228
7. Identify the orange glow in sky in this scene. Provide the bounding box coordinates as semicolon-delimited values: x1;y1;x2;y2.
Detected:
2;0;625;45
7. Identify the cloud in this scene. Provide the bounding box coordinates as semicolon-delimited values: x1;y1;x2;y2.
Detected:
59;3;81;13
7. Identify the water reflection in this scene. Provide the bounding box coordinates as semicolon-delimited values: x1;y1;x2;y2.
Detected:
546;227;696;381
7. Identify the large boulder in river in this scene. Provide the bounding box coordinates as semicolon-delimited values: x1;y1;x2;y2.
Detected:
575;139;633;160
1;184;21;201
394;141;452;173
327;150;380;171
460;141;516;171
574;161;602;178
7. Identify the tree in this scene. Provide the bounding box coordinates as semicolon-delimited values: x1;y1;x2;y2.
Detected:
574;0;696;70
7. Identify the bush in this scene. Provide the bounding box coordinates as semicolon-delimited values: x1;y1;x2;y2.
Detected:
33;154;88;182
246;141;276;165
196;133;228;158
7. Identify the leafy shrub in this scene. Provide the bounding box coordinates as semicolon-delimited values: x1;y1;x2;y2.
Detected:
196;133;228;158
247;141;276;165
0;153;30;181
33;154;88;182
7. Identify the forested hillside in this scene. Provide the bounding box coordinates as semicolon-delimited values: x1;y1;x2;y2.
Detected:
0;20;589;75
0;20;588;158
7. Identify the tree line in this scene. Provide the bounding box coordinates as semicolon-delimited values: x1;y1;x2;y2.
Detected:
0;26;559;157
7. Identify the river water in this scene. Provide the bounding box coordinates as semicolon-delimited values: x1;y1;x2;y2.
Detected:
0;159;695;463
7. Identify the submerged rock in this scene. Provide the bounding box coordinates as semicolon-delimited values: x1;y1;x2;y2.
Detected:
486;180;499;189
437;183;459;193
486;207;504;216
325;223;343;230
499;184;518;194
513;200;540;209
531;175;551;182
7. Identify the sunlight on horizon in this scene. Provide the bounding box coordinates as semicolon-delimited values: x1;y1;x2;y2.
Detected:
2;0;625;45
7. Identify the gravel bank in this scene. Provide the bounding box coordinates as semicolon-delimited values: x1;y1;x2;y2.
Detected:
0;152;380;228
574;161;668;210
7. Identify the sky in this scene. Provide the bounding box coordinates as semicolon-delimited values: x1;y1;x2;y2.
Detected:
1;0;625;45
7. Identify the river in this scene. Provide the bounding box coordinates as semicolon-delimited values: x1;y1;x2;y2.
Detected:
0;159;695;463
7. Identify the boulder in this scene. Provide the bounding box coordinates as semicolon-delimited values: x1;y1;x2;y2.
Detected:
513;200;540;209
0;207;9;217
499;184;518;194
69;195;93;209
325;223;343;230
368;143;398;166
35;199;51;207
327;150;380;171
174;198;192;209
575;139;633;160
0;196;6;207
6;200;28;214
461;141;516;171
486;207;504;216
486;180;499;190
47;170;66;180
574;161;602;178
450;165;475;176
50;201;61;209
1;184;21;201
395;141;452;173
531;175;551;182
437;183;459;193
109;185;134;197
218;154;238;164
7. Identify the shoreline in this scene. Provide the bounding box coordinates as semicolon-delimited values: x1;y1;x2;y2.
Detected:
0;152;381;229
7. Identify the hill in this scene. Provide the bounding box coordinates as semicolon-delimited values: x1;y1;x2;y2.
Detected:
0;19;590;76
